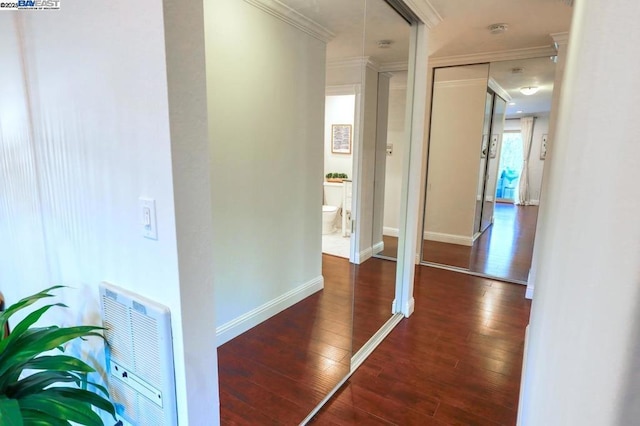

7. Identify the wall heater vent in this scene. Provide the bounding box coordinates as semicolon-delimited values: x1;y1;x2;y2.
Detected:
100;282;178;425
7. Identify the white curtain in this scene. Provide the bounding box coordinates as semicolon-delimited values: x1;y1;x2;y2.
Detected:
517;116;535;205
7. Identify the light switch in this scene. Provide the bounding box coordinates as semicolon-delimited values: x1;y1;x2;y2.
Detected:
139;198;157;240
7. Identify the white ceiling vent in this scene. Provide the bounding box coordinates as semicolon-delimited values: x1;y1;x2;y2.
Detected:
100;282;177;425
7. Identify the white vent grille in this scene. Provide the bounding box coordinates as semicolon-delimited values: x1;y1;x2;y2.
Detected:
100;282;177;426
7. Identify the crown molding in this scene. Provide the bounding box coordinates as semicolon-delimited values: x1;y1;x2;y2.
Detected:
488;77;512;102
379;61;409;72
325;84;361;96
434;78;488;89
551;32;570;47
327;56;380;72
429;45;558;68
243;0;334;43
402;0;442;29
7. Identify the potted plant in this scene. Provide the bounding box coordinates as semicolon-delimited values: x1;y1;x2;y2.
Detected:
326;172;348;183
0;286;116;425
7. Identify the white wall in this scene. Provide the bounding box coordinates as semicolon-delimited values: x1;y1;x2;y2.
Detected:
373;74;391;248
357;65;380;260
383;72;408;236
424;64;489;245
504;114;549;204
204;0;325;340
519;1;640;424
0;2;218;423
324;95;355;178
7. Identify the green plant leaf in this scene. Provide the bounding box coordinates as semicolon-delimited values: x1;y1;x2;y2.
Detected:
18;394;104;426
0;286;66;338
0;326;104;379
42;388;115;418
0;288;114;426
0;303;67;354
7;371;81;399
0;397;23;426
0;355;97;392
21;408;70;426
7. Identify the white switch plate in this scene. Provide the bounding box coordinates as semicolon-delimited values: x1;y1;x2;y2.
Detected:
139;198;157;240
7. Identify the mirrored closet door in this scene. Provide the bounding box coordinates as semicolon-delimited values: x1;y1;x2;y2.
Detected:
421;57;557;283
206;0;422;423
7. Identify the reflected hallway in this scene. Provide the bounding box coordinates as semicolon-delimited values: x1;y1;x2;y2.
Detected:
423;203;539;282
218;254;395;424
312;266;531;424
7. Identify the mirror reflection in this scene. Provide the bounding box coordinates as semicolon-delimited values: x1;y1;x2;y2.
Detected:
372;70;408;261
422;57;556;283
209;0;416;423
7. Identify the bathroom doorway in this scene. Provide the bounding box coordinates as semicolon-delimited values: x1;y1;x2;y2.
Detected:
322;90;357;260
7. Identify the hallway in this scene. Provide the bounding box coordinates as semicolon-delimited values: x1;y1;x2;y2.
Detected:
218;255;530;424
312;266;530;425
423;203;539;282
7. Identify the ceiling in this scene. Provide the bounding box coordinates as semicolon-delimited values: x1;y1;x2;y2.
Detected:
280;0;411;64
278;0;574;114
428;0;573;58
490;56;559;117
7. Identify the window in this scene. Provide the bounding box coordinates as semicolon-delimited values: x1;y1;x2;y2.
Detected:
496;131;523;201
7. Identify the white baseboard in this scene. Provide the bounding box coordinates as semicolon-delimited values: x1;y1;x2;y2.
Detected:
383;226;399;237
372;241;384;255
517;200;540;206
525;285;534;300
216;275;324;346
356;246;373;264
403;297;415;317
423;231;474;247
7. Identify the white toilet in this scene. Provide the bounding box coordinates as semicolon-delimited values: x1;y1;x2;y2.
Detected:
322;205;339;234
322;183;343;235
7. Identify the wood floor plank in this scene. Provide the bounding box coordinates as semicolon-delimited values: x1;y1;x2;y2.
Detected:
220;256;529;425
421;204;538;282
313;266;530;425
219;254;394;424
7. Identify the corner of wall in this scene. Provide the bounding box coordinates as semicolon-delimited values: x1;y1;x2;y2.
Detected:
215;275;324;346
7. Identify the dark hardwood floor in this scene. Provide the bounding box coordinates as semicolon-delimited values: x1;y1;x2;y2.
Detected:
311;266;531;425
218;253;529;425
218;254;395;424
423;203;539;282
377;235;399;259
352;255;396;353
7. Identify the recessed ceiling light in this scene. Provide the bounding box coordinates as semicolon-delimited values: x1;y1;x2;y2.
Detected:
488;23;509;34
520;86;539;96
517;110;524;114
377;40;393;48
509;102;516;106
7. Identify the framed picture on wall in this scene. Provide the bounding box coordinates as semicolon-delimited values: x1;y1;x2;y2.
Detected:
331;124;352;154
489;134;500;158
540;134;548;160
